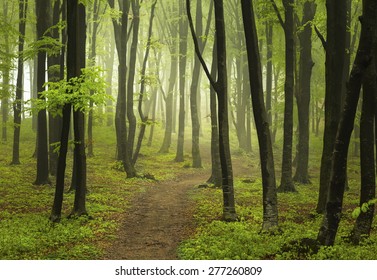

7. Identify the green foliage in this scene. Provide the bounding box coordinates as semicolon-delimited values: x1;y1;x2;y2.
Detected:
352;199;377;219
179;150;377;260
28;66;111;116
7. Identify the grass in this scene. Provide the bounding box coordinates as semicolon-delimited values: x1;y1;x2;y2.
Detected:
0;119;197;259
178;132;377;260
1;118;375;260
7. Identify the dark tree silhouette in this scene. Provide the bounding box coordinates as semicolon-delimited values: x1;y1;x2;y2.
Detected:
187;0;237;221
317;0;377;246
34;0;51;185
241;0;279;231
11;0;28;165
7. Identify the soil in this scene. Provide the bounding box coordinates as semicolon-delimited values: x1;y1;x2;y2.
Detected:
104;153;252;260
103;169;209;260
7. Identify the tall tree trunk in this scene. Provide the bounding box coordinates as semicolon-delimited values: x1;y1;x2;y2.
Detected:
189;0;205;167
126;0;140;158
71;1;88;217
132;0;157;165
265;20;273;126
272;0;296;192
159;3;178;153
106;35;115;127
175;0;188;162
350;55;376;244
87;0;100;158
34;0;51;185
317;0;377;245
317;0;347;213
207;38;221;187
48;0;63;175
213;0;236;221
108;0;136;177
241;0;279;231
293;1;316;184
187;0;237;221
12;0;28;165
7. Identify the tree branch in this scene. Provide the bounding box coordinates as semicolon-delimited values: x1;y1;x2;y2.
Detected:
186;0;217;91
269;0;285;30
314;24;327;51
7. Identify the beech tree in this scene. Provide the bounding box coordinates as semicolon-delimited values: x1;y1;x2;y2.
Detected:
317;0;377;246
187;0;237;221
34;0;51;185
270;0;296;193
241;0;278;231
316;0;347;213
11;0;28;165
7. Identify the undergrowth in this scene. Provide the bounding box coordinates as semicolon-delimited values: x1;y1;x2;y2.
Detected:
0;119;196;259
179;135;377;260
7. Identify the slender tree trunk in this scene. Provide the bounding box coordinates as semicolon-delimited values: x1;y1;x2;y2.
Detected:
48;0;63;175
241;0;279;231
317;0;377;245
106;36;115;127
175;0;188;162
293;1;316;184
126;0;140;158
350;55;376;244
132;0;157;165
11;0;28;165
207;38;221;187
265;20;273;126
87;0;100;158
34;0;51;185
277;0;296;192
70;1;88;217
108;0;136;177
189;0;204;167
317;0;347;213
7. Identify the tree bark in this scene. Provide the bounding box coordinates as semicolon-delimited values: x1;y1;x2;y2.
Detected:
241;0;279;231
34;0;51;185
70;1;88;217
11;0;28;165
350;55;376;244
317;0;347;213
175;0;188;162
317;0;377;245
293;1;316;184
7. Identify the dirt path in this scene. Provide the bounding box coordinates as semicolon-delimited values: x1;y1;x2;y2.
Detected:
104;169;209;260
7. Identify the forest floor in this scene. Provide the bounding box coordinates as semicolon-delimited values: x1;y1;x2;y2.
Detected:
104;149;250;259
104;170;208;259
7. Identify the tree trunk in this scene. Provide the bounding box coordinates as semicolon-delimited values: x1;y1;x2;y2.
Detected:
189;0;204;167
317;0;377;245
241;0;279;231
350;55;376;244
293;1;316;184
126;0;140;158
11;0;28;165
159;4;178;154
34;0;51;185
175;0;188;162
87;0;100;158
278;0;296;192
108;0;136;177
207;38;222;187
317;0;347;213
265;20;273;126
132;0;157;165
70;1;88;217
48;0;63;175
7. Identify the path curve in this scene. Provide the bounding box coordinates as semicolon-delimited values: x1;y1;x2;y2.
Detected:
104;170;208;260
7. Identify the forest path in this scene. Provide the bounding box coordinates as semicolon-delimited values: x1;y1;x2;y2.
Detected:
103;146;251;260
103;168;209;260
